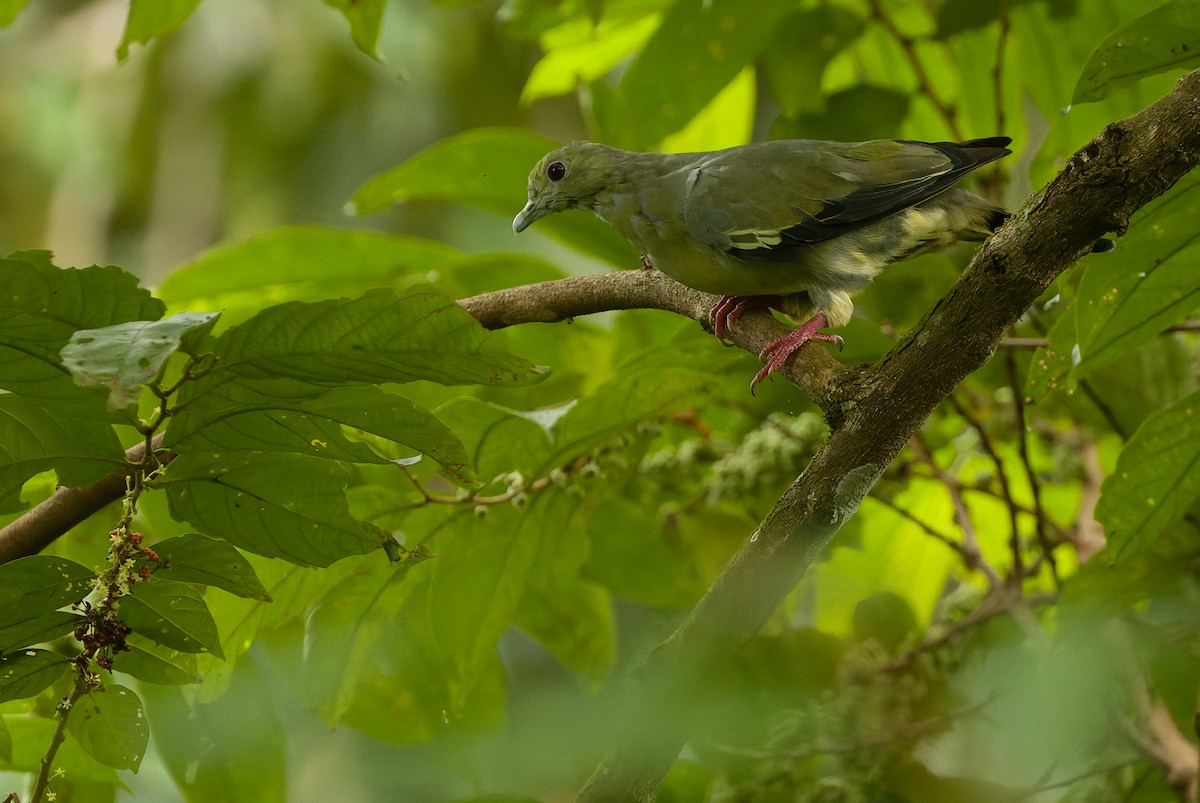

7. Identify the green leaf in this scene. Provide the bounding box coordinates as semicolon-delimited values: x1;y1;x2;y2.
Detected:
521;13;660;103
321;0;387;57
0;556;96;631
122;578;224;657
1096;389;1200;557
167;380;470;481
1073;0;1200;104
0;254;164;417
515;518;613;688
434;397;554;481
429;491;576;695
348;128;636;267
0;648;70;703
163;451;380;567
935;0;1075;39
350;128;557;215
596;0;794;148
118;0;203;61
0;611;83;654
144;534;270;601
762;6;864;118
60;312;219;412
0;0;30;27
211;289;542;388
112;637;201;686
0;716;10;764
0;394;125;513
302;555;423;724
67;685;148;771
159;226;458;310
1028;173;1200;400
545;360;713;472
0;716;124;786
139;662;285;800
770;84;910;142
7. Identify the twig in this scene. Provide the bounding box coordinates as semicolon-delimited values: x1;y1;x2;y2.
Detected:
910;434;1001;588
868;0;962;138
948;393;1024;580
1003;349;1057;586
868;492;975;564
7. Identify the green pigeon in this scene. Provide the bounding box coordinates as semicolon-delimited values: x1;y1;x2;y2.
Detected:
513;137;1014;389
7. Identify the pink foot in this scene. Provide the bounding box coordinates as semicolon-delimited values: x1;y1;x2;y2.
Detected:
711;294;784;342
750;313;844;393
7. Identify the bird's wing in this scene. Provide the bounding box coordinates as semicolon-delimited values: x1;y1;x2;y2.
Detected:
681;138;1010;259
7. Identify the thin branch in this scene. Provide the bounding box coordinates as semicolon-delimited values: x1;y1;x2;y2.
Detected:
948;393;1024;580
868;0;962;139
1005;348;1058;585
910;434;1001;588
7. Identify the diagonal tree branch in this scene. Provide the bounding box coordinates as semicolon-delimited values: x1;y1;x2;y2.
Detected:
570;68;1200;801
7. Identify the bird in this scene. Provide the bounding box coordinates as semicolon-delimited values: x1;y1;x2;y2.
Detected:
512;137;1015;391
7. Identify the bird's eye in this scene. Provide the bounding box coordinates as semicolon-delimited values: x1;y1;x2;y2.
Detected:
546;161;567;182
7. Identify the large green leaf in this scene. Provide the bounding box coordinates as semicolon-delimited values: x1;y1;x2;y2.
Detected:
140;663;285;801
1073;0;1200;104
595;0;794;148
159;227;459;311
167;380;470;480
0;716;124;786
158;226;568;325
302;552;426;725
521;12;661;103
114;638;201;686
0;556;96;631
117;0;203;61
762;6;865;118
0;0;30;27
348;128;637;267
434;397;554;481
321;0;387;57
67;685;149;771
0;253;164;416
210;289;542;388
514;512;613;687
428;490;576;699
0;611;83;655
1096;389;1200;556
144;534;270;601
0;394;125;513
545;360;713;472
0;648;70;703
123;578;224;657
162;451;380;566
1028;173;1200;401
60;312;219;412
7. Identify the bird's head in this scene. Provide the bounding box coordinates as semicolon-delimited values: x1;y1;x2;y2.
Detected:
513;142;621;233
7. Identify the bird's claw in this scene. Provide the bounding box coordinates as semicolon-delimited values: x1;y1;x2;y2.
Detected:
748;312;837;393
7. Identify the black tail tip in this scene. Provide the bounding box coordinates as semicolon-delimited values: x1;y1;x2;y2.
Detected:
986;208;1011;232
1091;237;1116;253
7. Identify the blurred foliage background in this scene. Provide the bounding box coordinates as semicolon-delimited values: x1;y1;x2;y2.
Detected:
1;0;1199;802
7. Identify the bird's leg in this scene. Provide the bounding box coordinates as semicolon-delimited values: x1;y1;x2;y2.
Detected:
711;294;785;342
750;312;844;392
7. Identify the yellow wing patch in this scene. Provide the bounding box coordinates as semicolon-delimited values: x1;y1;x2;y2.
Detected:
727;228;783;250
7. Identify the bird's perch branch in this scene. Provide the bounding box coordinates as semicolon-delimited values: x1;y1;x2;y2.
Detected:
0;436;167;565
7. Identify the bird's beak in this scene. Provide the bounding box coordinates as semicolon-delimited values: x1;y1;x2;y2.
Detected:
512;199;545;233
